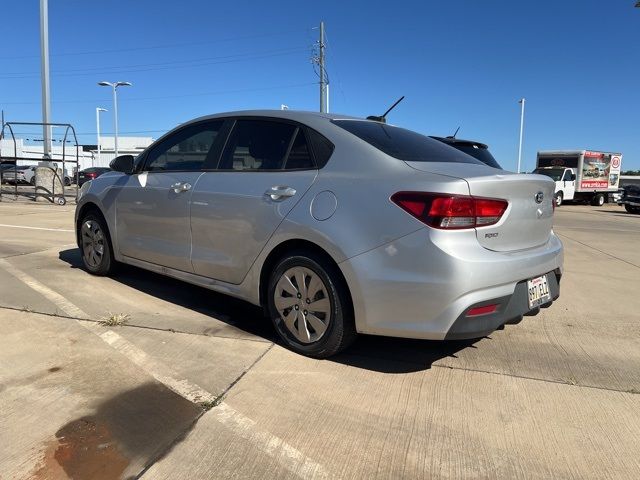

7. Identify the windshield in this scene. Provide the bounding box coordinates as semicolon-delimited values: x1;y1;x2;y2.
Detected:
533;168;565;181
332;120;483;164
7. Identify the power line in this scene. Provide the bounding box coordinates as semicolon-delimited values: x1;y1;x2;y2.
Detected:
0;81;317;105
0;48;311;80
0;28;312;61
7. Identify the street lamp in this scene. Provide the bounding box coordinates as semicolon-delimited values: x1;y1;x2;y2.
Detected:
95;107;107;165
98;81;132;157
517;98;526;173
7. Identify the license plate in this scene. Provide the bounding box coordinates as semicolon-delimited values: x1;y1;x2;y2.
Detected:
527;274;551;309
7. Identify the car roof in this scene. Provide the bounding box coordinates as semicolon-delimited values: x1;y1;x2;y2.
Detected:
185;109;361;124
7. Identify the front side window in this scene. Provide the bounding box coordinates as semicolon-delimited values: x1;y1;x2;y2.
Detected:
145;121;222;172
220;120;298;171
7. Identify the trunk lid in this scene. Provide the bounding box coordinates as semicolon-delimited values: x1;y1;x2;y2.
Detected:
405;162;556;251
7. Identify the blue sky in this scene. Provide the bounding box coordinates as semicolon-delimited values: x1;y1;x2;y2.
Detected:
1;0;639;171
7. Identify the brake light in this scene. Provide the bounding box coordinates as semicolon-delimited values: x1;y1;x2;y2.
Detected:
391;192;507;229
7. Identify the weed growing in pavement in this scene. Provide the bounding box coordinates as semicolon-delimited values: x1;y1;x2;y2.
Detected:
199;395;225;411
100;312;131;327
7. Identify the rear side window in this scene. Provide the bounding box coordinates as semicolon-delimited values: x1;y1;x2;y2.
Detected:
307;128;334;168
220;120;296;171
285;129;314;170
332;120;483;164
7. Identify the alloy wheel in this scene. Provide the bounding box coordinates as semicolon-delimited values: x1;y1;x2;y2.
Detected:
273;266;331;344
81;220;105;268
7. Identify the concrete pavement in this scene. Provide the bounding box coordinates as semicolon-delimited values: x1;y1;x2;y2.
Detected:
0;201;639;479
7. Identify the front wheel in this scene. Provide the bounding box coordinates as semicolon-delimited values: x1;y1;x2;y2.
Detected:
79;212;115;276
591;194;605;206
625;204;640;214
267;252;356;358
555;192;563;207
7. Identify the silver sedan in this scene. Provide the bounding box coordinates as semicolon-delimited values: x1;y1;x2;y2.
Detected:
75;110;563;358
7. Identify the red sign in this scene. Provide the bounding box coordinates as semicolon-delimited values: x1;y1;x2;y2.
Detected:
612;156;620;169
585;151;604;158
581;180;608;189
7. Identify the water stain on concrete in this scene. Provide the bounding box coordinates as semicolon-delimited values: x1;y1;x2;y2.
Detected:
29;382;203;479
32;418;129;480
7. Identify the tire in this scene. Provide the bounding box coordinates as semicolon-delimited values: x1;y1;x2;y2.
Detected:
555;192;563;207
625;204;640;214
591;194;605;207
267;251;357;358
64;177;71;187
30;177;35;186
79;211;116;276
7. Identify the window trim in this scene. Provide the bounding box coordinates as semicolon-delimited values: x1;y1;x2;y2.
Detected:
139;119;226;173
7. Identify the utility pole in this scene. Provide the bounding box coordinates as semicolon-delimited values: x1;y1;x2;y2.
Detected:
517;98;526;173
39;0;52;159
319;21;327;113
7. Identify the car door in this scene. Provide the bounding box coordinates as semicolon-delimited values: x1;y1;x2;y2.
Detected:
190;118;318;284
115;120;224;272
563;169;576;200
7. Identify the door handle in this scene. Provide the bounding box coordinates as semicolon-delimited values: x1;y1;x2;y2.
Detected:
265;186;296;201
171;182;192;193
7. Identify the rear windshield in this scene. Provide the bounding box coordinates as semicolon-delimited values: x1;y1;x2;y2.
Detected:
332;120;483;164
447;144;502;169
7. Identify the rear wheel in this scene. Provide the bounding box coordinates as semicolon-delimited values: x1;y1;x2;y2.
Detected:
79;212;115;276
30;177;35;186
555;192;563;207
267;251;356;358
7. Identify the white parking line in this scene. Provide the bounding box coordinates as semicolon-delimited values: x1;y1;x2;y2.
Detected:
0;257;214;403
212;402;330;479
0;223;74;233
0;258;327;479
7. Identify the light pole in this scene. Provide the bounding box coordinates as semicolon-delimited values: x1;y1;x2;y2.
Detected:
95;107;107;166
40;0;52;159
517;98;526;173
98;81;131;157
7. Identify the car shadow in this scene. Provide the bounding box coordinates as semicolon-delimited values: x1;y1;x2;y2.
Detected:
593;209;639;218
59;247;483;374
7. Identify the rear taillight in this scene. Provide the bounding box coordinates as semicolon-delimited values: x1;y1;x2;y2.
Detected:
87;172;97;178
390;192;508;229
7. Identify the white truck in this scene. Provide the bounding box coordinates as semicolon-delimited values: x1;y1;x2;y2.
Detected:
534;150;622;207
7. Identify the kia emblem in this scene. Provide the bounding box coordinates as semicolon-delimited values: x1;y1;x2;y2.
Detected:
535;192;544;204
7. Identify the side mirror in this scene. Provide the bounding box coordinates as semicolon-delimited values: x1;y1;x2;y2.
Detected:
109;155;135;174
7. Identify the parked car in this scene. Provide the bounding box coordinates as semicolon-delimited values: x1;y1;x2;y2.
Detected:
618;184;640;214
430;136;503;169
75;110;563;358
77;167;112;186
1;165;30;184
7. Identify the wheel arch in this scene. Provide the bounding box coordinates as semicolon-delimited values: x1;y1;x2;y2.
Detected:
258;239;354;317
76;202;112;248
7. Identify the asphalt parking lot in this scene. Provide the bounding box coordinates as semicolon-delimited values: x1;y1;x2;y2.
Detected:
0;198;639;479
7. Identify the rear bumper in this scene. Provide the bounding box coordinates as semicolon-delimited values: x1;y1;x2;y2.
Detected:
444;270;560;340
339;227;564;340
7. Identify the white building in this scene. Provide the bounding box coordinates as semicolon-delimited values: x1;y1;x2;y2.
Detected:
91;136;154;168
1;136;154;172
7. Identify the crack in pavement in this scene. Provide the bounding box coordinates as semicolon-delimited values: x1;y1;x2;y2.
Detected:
0;304;272;344
555;231;640;269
